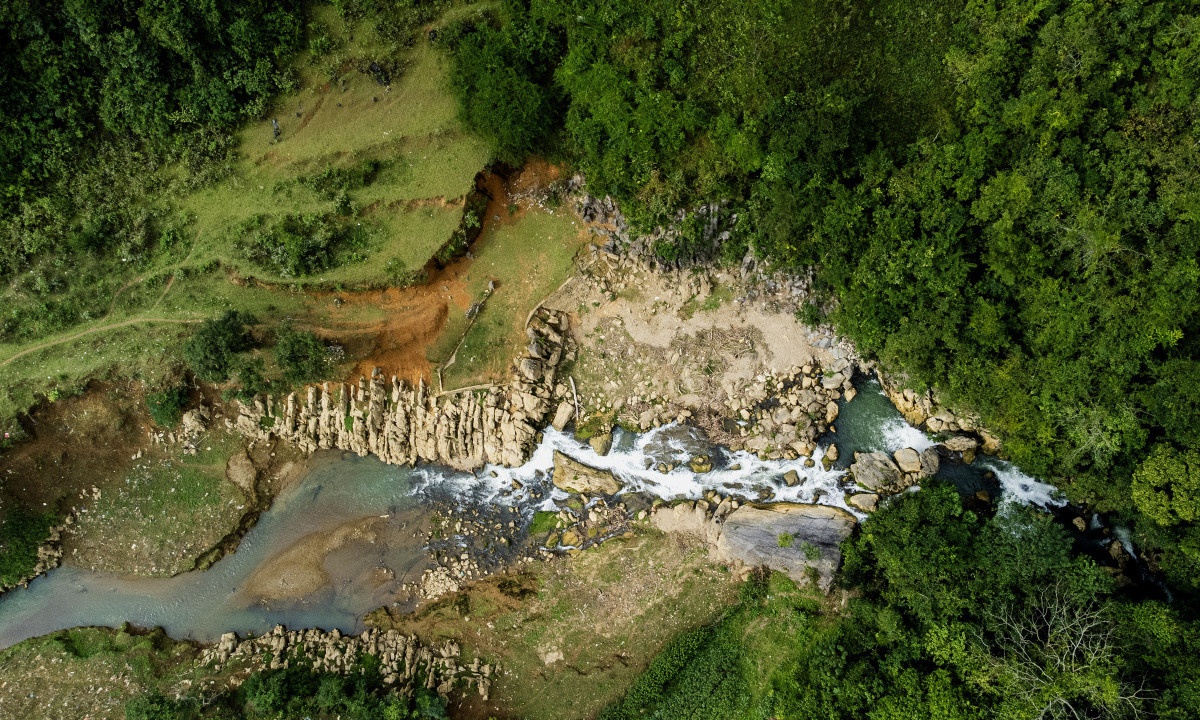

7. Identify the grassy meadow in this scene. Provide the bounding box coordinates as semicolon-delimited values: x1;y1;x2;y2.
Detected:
432;207;588;390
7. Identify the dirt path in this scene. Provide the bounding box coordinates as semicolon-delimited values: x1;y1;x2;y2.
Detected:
105;232;201;318
0;318;202;369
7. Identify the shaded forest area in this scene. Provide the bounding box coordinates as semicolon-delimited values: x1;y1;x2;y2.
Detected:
0;0;306;272
444;0;1200;592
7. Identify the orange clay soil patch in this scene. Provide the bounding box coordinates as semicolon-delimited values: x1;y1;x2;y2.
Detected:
313;161;570;387
310;257;474;386
509;157;563;195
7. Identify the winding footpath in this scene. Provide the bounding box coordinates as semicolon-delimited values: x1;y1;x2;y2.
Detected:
0;318;202;369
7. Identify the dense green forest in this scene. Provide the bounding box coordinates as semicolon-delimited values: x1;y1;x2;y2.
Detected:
443;0;1200;591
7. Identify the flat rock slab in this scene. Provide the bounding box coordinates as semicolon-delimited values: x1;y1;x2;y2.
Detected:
552;450;623;495
715;503;856;590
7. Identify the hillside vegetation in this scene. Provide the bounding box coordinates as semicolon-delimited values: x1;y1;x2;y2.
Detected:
0;1;491;437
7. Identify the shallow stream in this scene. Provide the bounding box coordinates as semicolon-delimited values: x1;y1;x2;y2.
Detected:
0;380;1061;649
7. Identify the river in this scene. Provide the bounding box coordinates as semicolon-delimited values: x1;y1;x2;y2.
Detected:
0;379;1061;648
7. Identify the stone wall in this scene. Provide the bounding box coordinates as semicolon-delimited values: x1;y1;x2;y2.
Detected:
227;310;574;472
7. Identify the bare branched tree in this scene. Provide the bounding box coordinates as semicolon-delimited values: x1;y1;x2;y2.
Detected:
971;580;1148;720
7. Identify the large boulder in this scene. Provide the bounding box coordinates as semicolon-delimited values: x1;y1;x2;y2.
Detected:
849;451;902;493
589;431;613;456
849;493;879;513
943;435;979;452
715;503;856;590
552;451;623;495
893;448;921;474
551;402;575;431
918;447;940;478
942;435;979;464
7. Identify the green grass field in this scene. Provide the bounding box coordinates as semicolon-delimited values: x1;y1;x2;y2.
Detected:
432;207;587;390
178;17;490;286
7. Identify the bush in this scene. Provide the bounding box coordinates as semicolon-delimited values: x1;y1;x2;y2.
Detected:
239;212;369;278
182;311;257;383
0;507;56;587
444;8;565;163
145;385;189;428
124;693;194;720
224;356;272;402
274;323;331;385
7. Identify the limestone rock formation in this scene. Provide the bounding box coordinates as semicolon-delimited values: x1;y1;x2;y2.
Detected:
717;503;855;589
200;625;494;700
651;500;856;590
227;310;573;472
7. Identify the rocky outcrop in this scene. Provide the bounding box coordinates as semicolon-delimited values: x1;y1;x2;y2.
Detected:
201;625;495;700
551;451;623;495
651;499;856;590
227;310;573;471
850;447;939;495
877;372;1001;454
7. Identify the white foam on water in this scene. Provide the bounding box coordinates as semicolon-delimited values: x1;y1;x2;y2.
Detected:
976;456;1065;509
407;424;863;517
877;415;936;453
1112;524;1137;558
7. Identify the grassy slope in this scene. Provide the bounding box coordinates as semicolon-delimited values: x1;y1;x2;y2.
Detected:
432;206;588;390
375;529;743;720
0;7;490;436
69;431;248;577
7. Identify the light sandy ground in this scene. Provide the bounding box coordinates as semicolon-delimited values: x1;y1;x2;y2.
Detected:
544;257;849;440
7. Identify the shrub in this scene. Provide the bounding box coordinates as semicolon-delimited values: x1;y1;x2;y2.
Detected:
145;385;189;428
182;311;258;383
274;323;330;385
124;693;193;720
0;507;56;587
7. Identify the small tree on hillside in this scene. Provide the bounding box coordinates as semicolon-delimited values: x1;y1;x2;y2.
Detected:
274;322;330;385
182;311;257;382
